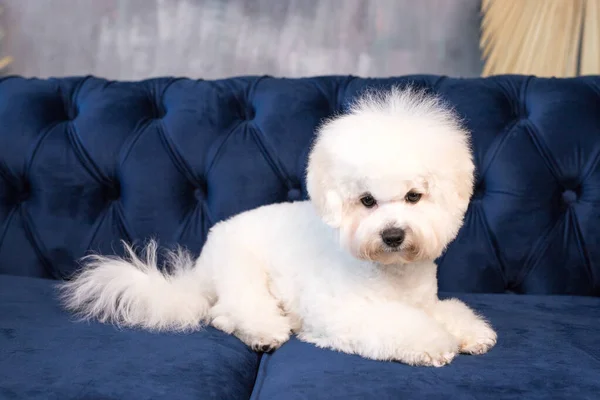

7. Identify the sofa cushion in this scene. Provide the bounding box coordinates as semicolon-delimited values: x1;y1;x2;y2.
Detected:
0;275;260;400
251;293;600;400
2;278;600;400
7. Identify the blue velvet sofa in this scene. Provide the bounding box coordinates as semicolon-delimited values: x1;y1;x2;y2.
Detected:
1;74;599;399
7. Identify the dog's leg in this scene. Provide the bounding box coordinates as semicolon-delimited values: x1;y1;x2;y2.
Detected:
206;248;291;352
427;298;497;355
298;300;460;367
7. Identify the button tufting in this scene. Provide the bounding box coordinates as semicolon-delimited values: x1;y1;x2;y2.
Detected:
14;180;31;203
18;191;29;202
472;181;485;201
16;187;30;203
155;105;166;119
246;106;255;120
194;187;205;201
105;184;120;201
287;188;302;201
1;74;599;294
239;104;255;121
148;100;166;119
562;189;578;204
68;107;79;121
516;105;528;121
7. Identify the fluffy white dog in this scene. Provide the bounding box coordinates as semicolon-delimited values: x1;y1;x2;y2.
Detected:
58;87;497;367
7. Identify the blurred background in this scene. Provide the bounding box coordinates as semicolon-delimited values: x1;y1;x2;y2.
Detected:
0;0;597;80
0;0;484;79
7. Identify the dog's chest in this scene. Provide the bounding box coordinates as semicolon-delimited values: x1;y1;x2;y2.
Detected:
362;264;437;305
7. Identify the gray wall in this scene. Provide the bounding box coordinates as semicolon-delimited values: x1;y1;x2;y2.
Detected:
2;0;483;80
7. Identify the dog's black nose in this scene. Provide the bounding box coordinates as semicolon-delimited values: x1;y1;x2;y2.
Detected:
381;228;405;248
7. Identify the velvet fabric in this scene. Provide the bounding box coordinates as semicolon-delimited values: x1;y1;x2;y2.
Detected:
1;74;599;399
253;293;600;400
2;276;599;399
0;275;260;400
0;75;599;295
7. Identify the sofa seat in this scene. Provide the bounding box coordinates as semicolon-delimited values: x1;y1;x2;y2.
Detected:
2;275;599;400
253;293;600;400
0;275;260;400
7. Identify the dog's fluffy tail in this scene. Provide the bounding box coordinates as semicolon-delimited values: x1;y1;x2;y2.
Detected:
57;240;213;332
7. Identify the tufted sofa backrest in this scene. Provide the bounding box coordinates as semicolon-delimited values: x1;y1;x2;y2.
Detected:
0;75;599;296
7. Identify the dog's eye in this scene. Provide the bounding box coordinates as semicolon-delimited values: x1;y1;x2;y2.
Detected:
405;191;422;204
360;194;377;208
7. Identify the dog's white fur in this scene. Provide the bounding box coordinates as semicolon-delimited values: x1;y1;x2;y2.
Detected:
58;87;497;367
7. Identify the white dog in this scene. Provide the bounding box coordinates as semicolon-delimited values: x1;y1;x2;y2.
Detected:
58;87;497;367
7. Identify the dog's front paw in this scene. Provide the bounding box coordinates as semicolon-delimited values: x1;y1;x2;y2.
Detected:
429;298;497;357
243;332;290;353
406;349;457;367
403;329;460;367
237;323;291;352
458;322;497;355
211;312;291;353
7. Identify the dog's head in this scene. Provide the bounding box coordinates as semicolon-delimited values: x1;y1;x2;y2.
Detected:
306;87;474;265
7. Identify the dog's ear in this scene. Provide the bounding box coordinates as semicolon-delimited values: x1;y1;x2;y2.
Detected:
306;141;343;228
447;139;476;213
